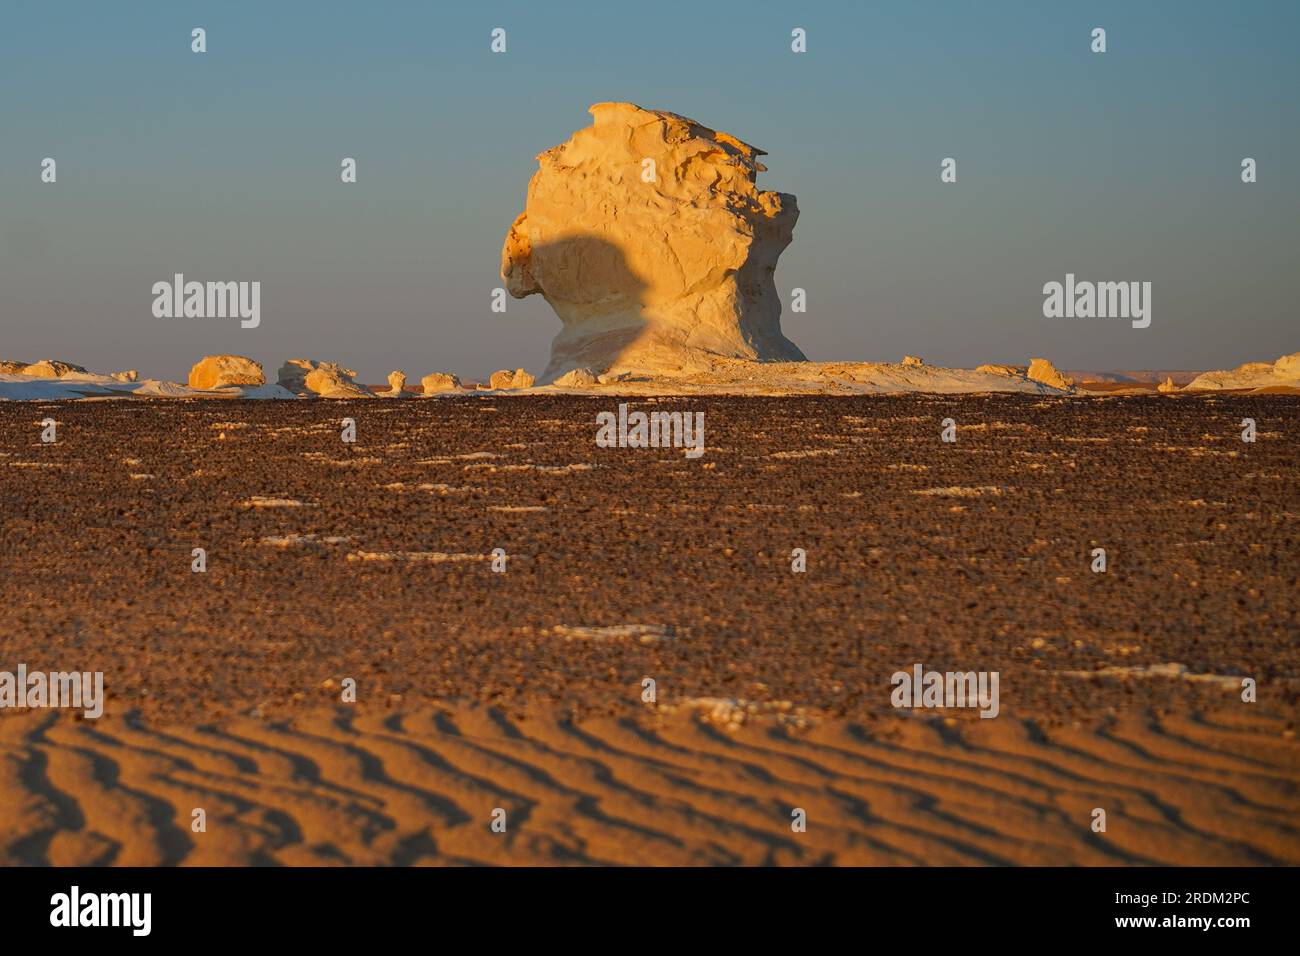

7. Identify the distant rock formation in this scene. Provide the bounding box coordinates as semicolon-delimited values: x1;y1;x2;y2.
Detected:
489;368;535;390
189;355;265;390
1026;358;1074;391
19;360;88;378
502;102;806;382
1185;352;1300;391
420;372;462;393
277;358;373;398
902;355;924;366
385;370;407;396
553;367;598;387
971;360;1074;392
111;370;139;383
976;363;1023;377
0;360;28;374
1064;370;1204;387
1158;377;1178;393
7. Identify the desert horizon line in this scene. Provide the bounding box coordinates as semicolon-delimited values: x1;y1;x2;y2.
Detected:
5;348;1299;403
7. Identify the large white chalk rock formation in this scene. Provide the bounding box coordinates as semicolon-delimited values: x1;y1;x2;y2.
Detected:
502;102;806;383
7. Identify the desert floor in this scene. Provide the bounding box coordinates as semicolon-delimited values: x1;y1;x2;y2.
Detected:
0;394;1296;865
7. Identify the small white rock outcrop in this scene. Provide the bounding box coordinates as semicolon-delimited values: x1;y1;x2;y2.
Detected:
188;355;265;390
420;373;463;393
489;368;535;390
277;358;373;398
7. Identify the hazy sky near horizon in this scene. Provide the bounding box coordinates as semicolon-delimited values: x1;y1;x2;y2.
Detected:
2;0;1297;382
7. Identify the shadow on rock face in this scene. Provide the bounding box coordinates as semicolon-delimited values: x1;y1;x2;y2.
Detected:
505;229;805;384
504;231;652;382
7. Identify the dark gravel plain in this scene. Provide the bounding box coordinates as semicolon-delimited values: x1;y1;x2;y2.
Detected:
1;393;1296;725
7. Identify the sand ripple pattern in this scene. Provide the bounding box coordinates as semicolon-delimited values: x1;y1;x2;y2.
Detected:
0;707;1295;866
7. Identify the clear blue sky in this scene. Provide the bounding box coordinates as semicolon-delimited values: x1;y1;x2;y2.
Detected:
2;0;1296;381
